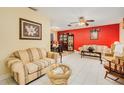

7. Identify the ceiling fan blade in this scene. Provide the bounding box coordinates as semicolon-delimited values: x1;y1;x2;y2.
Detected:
86;20;95;22
67;22;78;26
70;22;78;24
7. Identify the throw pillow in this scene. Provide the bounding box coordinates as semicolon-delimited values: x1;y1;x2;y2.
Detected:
41;49;47;58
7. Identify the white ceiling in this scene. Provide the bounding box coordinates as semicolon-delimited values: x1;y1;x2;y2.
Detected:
35;7;124;31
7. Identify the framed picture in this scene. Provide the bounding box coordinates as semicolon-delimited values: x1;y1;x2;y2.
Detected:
19;18;42;40
90;29;98;40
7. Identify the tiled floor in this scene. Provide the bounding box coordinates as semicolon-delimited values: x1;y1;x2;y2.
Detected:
1;53;124;85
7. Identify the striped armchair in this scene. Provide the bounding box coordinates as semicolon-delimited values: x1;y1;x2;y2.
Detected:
7;48;59;85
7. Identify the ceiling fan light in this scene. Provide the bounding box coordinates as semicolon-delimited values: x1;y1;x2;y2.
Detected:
78;22;85;26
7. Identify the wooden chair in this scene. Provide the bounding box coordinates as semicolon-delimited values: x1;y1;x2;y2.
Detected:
104;56;124;81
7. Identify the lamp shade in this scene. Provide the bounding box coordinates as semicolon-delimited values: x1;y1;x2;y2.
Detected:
114;41;119;45
114;43;124;57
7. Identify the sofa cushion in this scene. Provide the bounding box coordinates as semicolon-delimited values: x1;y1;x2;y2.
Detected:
14;50;31;64
96;46;103;52
40;48;47;58
25;63;39;74
33;59;52;68
13;48;48;63
43;58;55;64
82;45;88;51
28;48;41;61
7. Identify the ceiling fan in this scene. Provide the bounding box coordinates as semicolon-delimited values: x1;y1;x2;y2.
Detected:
67;16;95;27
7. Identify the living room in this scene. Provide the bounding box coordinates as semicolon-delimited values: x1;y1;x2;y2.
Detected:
0;7;124;86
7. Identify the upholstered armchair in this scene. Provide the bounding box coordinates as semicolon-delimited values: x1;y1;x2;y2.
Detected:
104;43;115;57
103;42;119;67
104;43;124;81
104;42;120;57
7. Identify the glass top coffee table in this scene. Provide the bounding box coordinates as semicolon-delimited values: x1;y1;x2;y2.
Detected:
47;63;71;85
81;50;102;64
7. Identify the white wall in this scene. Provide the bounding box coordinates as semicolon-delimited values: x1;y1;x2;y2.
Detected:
0;8;50;75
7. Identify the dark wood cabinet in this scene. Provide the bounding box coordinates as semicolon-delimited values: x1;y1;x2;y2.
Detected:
58;33;74;51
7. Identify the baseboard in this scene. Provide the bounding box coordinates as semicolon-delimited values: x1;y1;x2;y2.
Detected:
0;73;10;81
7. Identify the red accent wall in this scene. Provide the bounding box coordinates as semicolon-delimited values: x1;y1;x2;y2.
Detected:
58;24;119;50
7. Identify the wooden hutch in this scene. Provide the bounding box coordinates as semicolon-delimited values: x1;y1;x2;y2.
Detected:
58;33;74;51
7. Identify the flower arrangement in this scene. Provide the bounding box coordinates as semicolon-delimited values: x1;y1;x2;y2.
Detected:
87;47;94;52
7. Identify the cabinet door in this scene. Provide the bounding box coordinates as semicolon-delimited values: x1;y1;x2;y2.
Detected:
59;34;68;51
63;34;67;43
68;35;74;51
59;35;63;41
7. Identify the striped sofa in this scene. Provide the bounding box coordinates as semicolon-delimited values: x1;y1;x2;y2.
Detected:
7;48;59;85
78;45;110;54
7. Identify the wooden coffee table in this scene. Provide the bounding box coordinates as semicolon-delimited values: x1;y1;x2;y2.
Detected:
81;50;102;64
